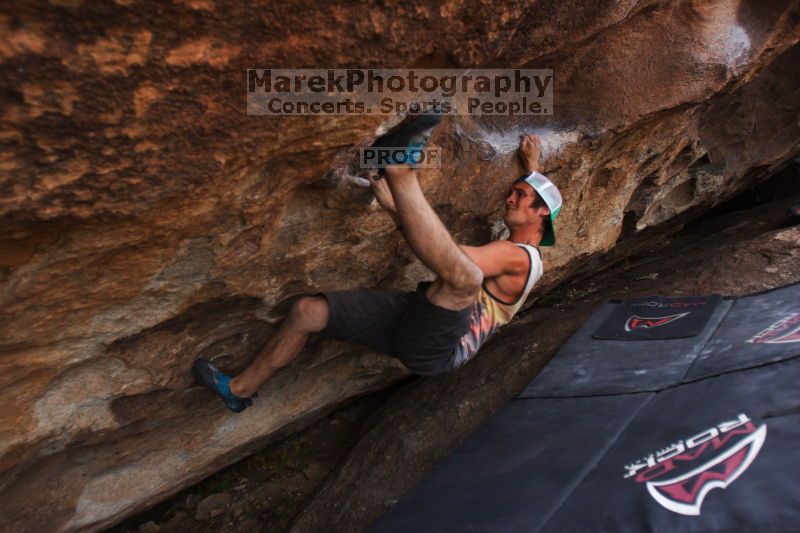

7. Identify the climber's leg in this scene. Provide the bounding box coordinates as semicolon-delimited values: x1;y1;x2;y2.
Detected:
314;283;470;377
227;296;329;398
384;165;482;310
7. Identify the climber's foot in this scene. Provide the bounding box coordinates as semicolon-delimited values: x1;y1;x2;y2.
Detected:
372;111;443;177
192;358;253;413
519;134;542;174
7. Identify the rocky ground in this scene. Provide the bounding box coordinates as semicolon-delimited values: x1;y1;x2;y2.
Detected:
109;378;414;533
111;171;800;533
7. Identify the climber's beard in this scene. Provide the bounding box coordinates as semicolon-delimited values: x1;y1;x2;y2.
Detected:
503;202;528;221
504;208;544;236
503;207;524;229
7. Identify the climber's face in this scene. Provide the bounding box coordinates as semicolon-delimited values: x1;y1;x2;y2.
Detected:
503;182;549;229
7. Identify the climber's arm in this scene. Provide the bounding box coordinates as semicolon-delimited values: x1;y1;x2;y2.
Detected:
366;167;524;278
459;241;528;278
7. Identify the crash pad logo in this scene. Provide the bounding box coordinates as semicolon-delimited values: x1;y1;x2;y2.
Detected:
623;414;767;516
747;313;800;344
624;313;689;332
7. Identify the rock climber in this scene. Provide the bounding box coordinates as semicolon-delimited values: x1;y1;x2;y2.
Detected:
192;116;563;413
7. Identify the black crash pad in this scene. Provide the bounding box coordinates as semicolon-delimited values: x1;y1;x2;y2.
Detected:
367;393;653;533
519;299;733;397
541;358;800;533
369;359;800;533
685;282;800;381
592;295;723;341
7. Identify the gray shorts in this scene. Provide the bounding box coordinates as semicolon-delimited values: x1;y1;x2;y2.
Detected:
317;281;473;376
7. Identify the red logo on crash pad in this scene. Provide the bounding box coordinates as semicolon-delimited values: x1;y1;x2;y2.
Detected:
623;414;766;516
624;313;689;332
747;313;800;344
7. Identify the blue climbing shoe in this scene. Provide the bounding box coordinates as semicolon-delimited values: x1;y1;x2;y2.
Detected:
372;111;443;175
192;358;253;413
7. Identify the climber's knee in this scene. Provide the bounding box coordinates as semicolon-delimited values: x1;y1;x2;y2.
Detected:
287;296;329;333
425;274;481;311
435;262;482;301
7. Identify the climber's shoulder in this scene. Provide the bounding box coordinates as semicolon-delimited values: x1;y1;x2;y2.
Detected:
458;241;528;278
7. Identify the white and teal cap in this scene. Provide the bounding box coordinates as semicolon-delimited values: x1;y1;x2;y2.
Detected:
516;171;562;246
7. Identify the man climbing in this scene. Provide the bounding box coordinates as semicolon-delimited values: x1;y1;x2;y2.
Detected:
193;118;562;413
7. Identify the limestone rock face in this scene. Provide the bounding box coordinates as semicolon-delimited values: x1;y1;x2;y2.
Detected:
0;1;798;531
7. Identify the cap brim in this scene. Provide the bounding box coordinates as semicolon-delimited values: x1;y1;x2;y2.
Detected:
540;217;556;246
